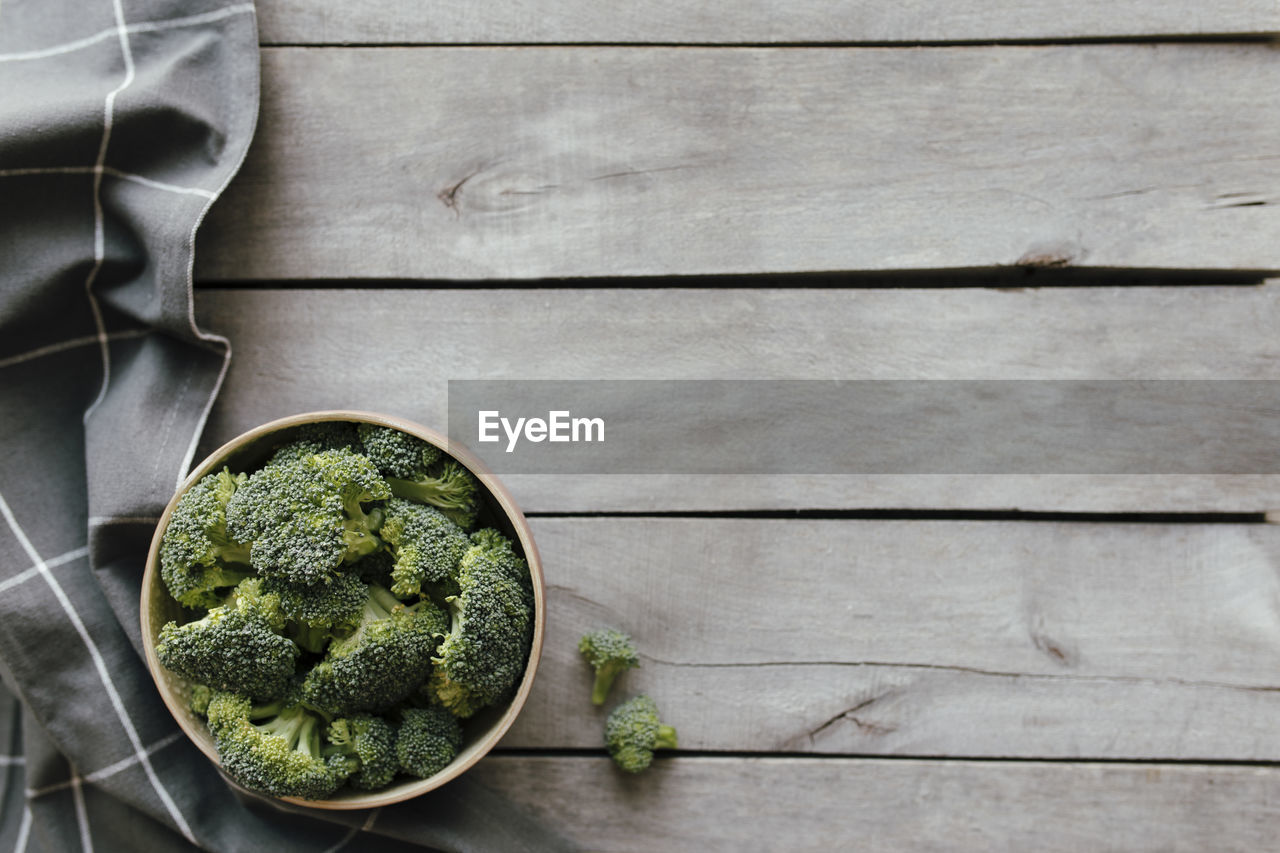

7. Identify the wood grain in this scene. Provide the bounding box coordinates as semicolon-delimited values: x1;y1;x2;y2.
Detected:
464;757;1280;852
195;44;1280;280
255;0;1280;44
194;286;1280;513
498;518;1280;759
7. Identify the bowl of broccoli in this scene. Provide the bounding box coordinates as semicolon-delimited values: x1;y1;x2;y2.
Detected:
139;411;544;809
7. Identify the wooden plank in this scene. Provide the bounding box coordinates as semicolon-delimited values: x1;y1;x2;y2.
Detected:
496;518;1280;759
195;45;1280;280
193;286;1280;513
465;757;1280;852
255;1;1280;44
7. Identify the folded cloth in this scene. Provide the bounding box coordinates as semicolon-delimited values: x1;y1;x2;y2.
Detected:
0;3;573;850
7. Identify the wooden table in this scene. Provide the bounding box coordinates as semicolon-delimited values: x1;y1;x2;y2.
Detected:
193;4;1280;849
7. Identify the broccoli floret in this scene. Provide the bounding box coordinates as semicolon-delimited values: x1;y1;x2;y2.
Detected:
157;578;297;701
205;691;347;800
356;425;483;529
578;628;640;706
159;468;253;608
387;461;481;530
324;715;398;791
426;529;534;718
190;684;213;717
263;572;367;634
396;705;462;779
379;498;471;599
225;448;391;585
357;424;444;479
267;424;361;467
301;584;447;716
604;695;677;774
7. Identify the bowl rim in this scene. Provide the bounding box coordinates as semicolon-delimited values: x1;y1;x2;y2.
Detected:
139;410;545;810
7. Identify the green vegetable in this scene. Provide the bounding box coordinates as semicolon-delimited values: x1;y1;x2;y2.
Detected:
395;705;463;779
205;690;347;800
262;571;367;635
324;715;398;791
156;578;296;701
387;461;482;531
604;695;677;774
357;427;482;530
153;421;538;799
425;529;535;718
301;584;446;716
578;628;640;706
225;447;390;585
159;468;252;608
357;424;443;479
379;498;471;598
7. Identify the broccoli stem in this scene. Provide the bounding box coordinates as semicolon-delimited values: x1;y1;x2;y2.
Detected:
214;541;253;566
367;584;403;617
386;477;468;509
591;663;626;706
258;705;306;745
342;502;385;563
655;725;678;750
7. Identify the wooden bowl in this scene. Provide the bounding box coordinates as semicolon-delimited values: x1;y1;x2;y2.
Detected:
140;411;545;809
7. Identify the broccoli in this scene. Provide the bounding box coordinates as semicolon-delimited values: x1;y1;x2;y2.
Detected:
359;428;482;530
604;695;677;774
205;690;347;800
225;447;391;585
301;584;447;716
153;422;540;800
323;714;398;791
396;705;463;779
156;578;297;701
578;628;640;706
426;529;534;718
266;424;361;467
190;684;213;717
378;498;471;599
159;468;253;608
358;424;443;479
263;572;367;635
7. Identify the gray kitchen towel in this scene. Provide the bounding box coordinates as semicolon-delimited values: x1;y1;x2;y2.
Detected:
0;2;571;850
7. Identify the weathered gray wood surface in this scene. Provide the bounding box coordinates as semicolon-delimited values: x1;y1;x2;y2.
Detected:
467;757;1280;852
255;0;1280;44
194;286;1280;513
499;518;1280;759
195;44;1280;280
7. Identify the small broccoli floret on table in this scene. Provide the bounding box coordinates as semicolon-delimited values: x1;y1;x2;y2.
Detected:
157;578;297;701
396;705;463;779
323;714;398;791
225;447;390;585
578;628;640;706
301;584;446;716
205;691;348;800
604;695;678;774
357;424;443;479
379;498;471;598
159;468;253;608
426;529;535;718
